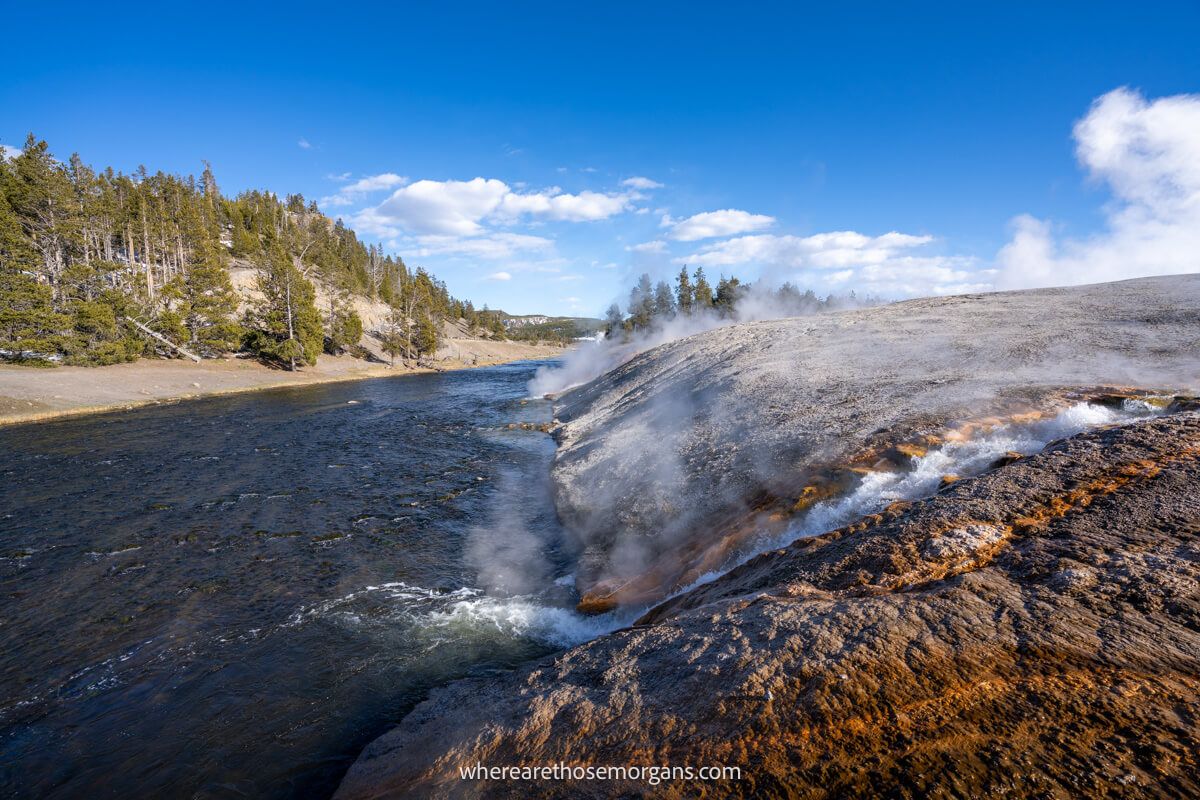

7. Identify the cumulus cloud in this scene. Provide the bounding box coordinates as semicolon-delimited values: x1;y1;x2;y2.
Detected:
627;240;668;253
663;208;776;241
297;138;312;149
682;230;933;269
622;176;664;190
0;144;22;160
495;187;634;224
320;172;409;208
855;256;992;296
996;87;1200;289
486;271;513;281
343;173;408;193
410;232;554;260
676;230;984;297
353;177;640;239
371;178;511;235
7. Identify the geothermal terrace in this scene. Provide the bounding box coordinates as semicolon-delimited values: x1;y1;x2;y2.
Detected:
338;275;1200;799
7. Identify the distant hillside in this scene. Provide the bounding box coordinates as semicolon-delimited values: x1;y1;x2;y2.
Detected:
496;312;604;343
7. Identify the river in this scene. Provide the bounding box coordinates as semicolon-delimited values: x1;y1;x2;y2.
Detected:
0;360;596;798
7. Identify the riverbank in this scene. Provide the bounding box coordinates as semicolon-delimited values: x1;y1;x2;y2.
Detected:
0;338;565;425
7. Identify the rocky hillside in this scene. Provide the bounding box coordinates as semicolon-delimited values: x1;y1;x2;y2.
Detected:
336;274;1200;799
337;410;1200;799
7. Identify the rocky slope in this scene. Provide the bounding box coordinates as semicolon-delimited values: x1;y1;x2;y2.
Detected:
337;410;1200;799
336;275;1200;799
550;275;1200;611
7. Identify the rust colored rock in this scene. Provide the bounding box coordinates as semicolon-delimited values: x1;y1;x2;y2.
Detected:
337;412;1200;799
549;276;1200;614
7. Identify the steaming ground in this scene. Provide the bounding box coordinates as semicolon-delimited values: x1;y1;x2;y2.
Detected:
341;399;1167;657
341;275;1200;661
337;274;1200;798
528;285;867;397
545;274;1200;604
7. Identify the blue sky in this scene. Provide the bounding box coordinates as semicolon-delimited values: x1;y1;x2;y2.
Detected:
3;1;1199;315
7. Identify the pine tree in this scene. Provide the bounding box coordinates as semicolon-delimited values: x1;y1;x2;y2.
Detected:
629;273;655;330
603;303;624;338
325;287;363;355
0;190;68;360
380;306;407;365
248;243;322;370
692;267;714;310
6;135;80;287
0;136;474;368
413;311;439;355
653;280;675;319
675;266;693;315
713;275;743;316
161;244;242;356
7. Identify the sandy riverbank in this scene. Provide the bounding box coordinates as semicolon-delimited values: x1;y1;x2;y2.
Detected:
0;338;565;426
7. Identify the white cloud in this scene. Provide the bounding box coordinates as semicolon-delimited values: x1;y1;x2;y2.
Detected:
372;178;510;235
627;240;668;253
664;209;776;241
677;230;979;297
298;138;312;149
854;257;992;296
410;232;554;260
681;231;933;269
996;87;1200;289
622;176;664;190
343;173;408;193
319;172;409;210
495;187;634;224
356;177;638;237
486;271;513;281
0;144;22;160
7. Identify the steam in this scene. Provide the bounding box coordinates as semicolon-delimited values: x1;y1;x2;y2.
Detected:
528;283;867;396
464;468;554;596
678;400;1161;597
996;87;1200;289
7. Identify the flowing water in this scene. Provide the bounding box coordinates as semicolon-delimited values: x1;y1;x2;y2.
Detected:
0;361;595;799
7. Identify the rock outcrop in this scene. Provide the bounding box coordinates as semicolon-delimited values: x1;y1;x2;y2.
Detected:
550;275;1200;610
337;276;1200;799
337;411;1200;799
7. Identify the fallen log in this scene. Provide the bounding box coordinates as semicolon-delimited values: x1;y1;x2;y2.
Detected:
124;317;202;362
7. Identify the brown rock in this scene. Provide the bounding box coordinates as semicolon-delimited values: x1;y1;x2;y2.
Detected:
337;412;1200;799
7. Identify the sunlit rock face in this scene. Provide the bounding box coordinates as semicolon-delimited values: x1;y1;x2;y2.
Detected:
337;411;1200;799
548;274;1200;612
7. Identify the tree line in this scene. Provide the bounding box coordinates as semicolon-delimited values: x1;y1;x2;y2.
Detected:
0;134;496;368
604;266;861;337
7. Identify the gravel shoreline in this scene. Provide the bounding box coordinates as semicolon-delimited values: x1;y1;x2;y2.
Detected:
0;340;565;426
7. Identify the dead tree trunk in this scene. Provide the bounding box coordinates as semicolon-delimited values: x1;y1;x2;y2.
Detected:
125;316;202;361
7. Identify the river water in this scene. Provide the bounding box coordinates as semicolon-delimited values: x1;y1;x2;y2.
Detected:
0;361;596;799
